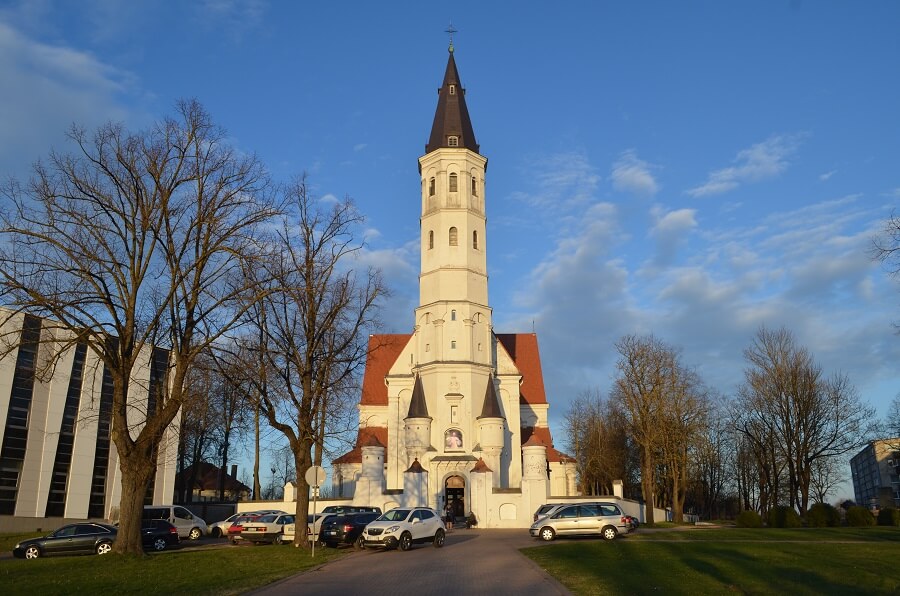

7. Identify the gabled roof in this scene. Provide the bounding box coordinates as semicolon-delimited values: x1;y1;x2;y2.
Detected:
361;334;411;406
425;49;479;154
496;334;548;405
176;461;251;493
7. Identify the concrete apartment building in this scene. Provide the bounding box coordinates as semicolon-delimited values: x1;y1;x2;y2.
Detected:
850;438;900;509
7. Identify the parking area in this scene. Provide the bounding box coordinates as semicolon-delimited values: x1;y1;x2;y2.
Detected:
247;528;570;596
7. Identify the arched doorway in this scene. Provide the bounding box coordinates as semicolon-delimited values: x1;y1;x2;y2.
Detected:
444;475;465;521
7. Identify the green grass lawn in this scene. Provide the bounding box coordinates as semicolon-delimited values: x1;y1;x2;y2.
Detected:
522;527;900;596
0;542;345;596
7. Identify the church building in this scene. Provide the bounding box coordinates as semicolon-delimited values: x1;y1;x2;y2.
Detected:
332;44;577;528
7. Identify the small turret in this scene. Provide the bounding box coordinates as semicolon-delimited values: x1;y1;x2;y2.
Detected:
403;375;433;462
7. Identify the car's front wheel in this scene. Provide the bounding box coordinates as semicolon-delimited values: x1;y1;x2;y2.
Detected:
211;527;222;538
24;546;41;559
188;527;202;540
539;527;556;542
601;526;618;541
354;535;365;550
151;537;167;551
433;528;445;548
273;534;283;545
96;542;113;555
399;532;412;551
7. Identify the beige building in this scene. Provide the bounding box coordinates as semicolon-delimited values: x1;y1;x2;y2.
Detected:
850;438;900;509
0;309;178;528
331;46;580;528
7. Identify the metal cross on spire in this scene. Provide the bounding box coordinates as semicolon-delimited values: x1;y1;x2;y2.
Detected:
446;22;457;53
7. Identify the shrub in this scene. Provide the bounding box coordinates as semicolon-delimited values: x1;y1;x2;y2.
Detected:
768;505;802;528
846;505;876;527
806;502;841;527
876;507;900;527
735;509;763;528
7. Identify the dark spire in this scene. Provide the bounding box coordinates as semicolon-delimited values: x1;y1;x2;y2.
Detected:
478;376;503;419
406;375;429;418
425;49;479;154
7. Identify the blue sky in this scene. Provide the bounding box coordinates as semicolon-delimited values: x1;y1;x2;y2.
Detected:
2;1;899;496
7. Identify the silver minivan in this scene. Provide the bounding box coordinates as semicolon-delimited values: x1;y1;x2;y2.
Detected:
143;505;208;540
529;502;629;541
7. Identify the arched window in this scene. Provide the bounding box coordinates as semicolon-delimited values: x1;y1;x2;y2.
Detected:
429;177;435;196
471;176;477;196
449;173;458;192
450;340;457;350
473;230;478;249
428;230;434;250
449;227;458;246
451;310;456;321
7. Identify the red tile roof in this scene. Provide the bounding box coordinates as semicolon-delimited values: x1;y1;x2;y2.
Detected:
496;334;548;405
332;426;388;464
521;426;574;463
360;335;411;406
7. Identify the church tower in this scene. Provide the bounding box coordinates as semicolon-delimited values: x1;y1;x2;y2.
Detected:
335;42;574;527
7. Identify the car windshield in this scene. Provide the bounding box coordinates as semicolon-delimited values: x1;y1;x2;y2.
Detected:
377;509;410;522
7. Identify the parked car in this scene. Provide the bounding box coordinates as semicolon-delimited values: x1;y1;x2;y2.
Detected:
143;505;208;540
209;513;245;538
235;513;295;544
625;515;640;530
359;507;445;551
227;513;264;543
529;502;630;542
210;511;285;538
141;519;181;551
319;512;381;548
321;505;381;516
282;513;332;544
533;503;564;522
12;523;117;559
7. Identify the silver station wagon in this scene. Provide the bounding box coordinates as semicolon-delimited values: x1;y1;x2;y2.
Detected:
529;502;631;541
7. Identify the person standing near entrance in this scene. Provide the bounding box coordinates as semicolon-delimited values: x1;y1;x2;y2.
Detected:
444;501;454;531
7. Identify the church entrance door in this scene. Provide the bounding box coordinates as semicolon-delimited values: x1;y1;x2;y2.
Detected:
444;475;465;521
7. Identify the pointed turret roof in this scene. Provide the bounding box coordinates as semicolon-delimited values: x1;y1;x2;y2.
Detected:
406;375;430;418
425;49;479;154
478;376;503;419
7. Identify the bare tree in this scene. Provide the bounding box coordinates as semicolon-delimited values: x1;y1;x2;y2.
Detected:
563;389;636;497
611;334;676;525
735;326;877;514
0;100;276;553
236;178;384;546
873;210;900;279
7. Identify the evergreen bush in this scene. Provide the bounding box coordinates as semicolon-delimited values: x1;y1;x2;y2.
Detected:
876;507;900;526
768;505;802;528
735;509;763;528
806;502;841;527
846;505;875;527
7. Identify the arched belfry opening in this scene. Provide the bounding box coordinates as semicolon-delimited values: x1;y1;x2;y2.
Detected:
444;474;465;520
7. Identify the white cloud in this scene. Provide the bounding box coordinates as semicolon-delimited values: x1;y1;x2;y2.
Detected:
510;152;600;211
353;143;367;152
687;134;804;197
819;169;837;181
645;206;697;270
0;21;137;180
611;150;659;197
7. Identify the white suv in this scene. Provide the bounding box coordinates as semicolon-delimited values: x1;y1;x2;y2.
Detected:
360;507;446;550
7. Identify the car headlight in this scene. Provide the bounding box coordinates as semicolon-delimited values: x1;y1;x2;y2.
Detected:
386;525;401;533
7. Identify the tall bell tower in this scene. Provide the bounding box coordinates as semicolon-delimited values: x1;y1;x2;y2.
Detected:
415;44;492;369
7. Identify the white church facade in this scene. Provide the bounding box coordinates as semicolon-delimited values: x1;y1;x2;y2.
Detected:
331;46;580;528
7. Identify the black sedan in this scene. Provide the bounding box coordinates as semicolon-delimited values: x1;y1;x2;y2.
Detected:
141;519;181;551
319;512;380;548
12;523;117;559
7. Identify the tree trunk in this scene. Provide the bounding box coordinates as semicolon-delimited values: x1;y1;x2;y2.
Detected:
292;443;313;548
114;455;155;555
641;448;655;525
253;404;262;499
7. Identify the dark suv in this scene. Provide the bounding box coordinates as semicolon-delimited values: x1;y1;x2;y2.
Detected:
319;512;381;548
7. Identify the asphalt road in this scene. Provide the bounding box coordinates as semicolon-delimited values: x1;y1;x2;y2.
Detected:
246;528;571;596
